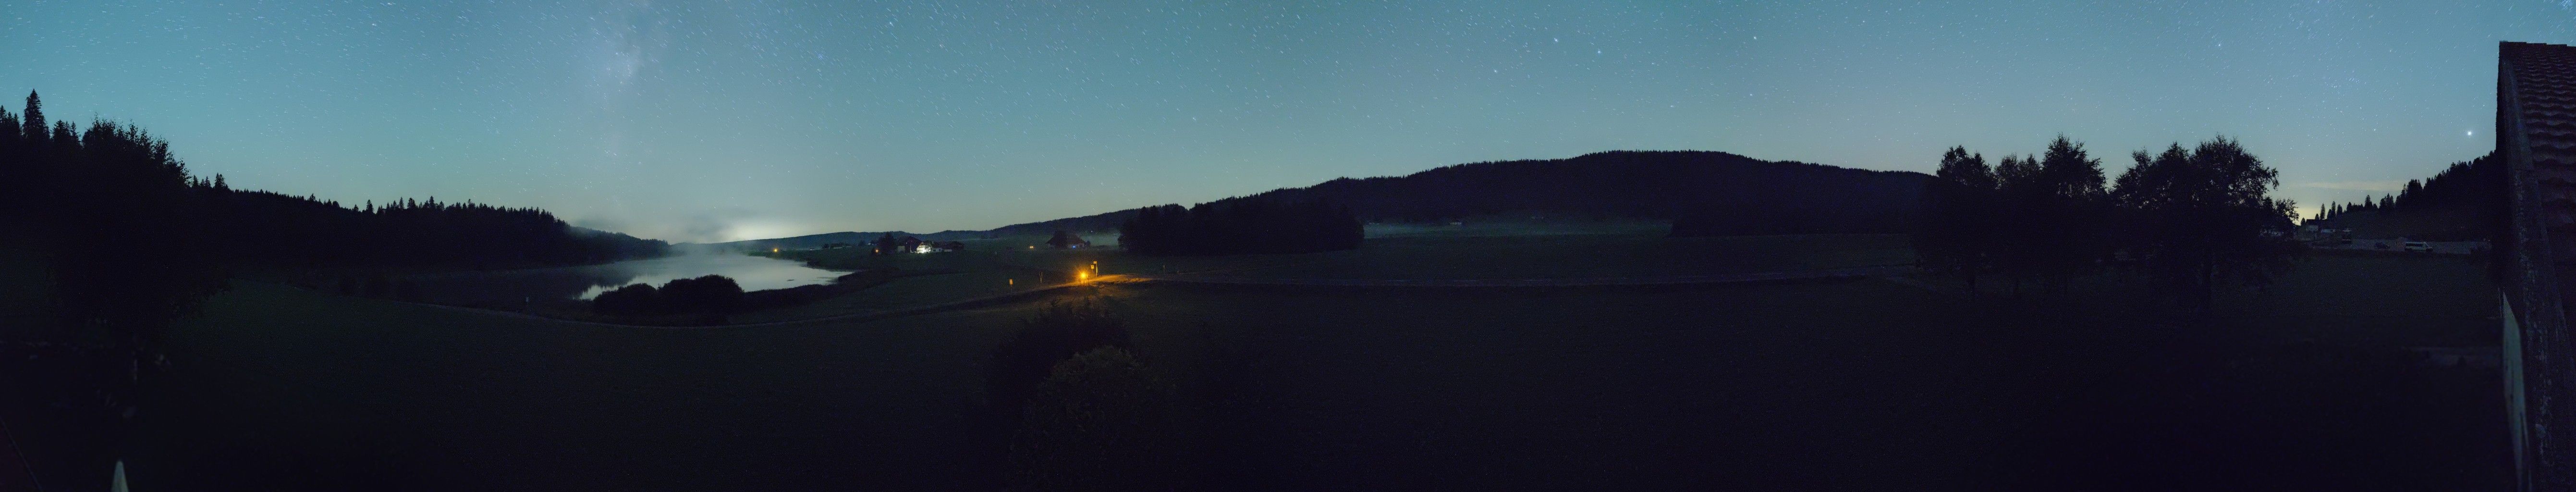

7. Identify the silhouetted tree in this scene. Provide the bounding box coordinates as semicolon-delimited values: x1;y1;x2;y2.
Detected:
1916;146;1997;295
1991;154;2042;296
2031;135;2112;294
2111;137;2298;315
21;91;43;146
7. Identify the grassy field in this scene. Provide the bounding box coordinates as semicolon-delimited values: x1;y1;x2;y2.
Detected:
725;269;1059;323
780;232;1915;282
116;246;2506;490
133;282;1031;490
721;232;1911;323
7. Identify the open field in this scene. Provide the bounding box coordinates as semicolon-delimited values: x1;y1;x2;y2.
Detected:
110;244;2506;490
782;232;1914;281
725;269;1060;324
718;232;1911;323
131;281;1025;490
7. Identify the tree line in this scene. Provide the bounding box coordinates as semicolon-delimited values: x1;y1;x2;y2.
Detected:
0;91;670;476
0;92;666;274
1914;135;2299;313
1116;197;1363;256
2304;152;2504;242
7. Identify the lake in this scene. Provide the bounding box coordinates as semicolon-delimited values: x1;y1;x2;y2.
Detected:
403;254;850;308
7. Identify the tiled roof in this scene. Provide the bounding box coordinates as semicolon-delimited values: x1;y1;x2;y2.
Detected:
2503;40;2576;491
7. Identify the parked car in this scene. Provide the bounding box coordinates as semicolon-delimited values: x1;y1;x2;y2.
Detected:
2404;241;2432;252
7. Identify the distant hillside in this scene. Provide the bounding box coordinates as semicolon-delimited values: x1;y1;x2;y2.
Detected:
737;150;1931;245
698;230;991;251
1219;150;1927;235
2301;151;2504;241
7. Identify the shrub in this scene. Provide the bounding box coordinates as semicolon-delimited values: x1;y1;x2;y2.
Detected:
988;298;1130;414
592;283;660;314
1006;347;1186;492
659;274;744;314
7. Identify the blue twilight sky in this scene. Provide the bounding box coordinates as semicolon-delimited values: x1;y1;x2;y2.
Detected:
3;0;2570;242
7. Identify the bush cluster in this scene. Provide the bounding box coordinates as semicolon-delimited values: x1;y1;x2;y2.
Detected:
591;274;744;315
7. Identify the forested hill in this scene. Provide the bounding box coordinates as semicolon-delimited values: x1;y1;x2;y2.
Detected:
701;231;966;251
0;91;669;270
2301;151;2505;241
1230;150;1927;234
744;150;1931;244
987;150;1928;236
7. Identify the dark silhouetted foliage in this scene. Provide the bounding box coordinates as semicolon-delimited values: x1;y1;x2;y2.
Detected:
2111;137;2300;313
0;91;231;476
874;232;899;256
1925;135;2296;313
196;190;665;269
1923;136;2113;298
2023;135;2114;293
0;92;673;457
592;283;661;314
591;274;748;316
1007;346;1186;492
657;274;745;314
1915;146;1998;294
1117;198;1362;256
2305;152;2504;242
988;298;1131;414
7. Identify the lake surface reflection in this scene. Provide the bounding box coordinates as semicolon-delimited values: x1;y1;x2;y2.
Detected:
404;254;849;307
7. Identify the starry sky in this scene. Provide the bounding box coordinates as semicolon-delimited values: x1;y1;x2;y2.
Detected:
4;1;2571;242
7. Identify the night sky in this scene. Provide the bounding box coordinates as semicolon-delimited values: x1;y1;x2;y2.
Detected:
4;1;2570;242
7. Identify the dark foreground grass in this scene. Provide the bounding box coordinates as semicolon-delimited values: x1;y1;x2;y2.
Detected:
134;282;1039;491
123;254;2502;491
0;249;123;491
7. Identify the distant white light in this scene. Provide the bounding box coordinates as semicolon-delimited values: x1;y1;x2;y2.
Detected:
2467;130;2476;137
